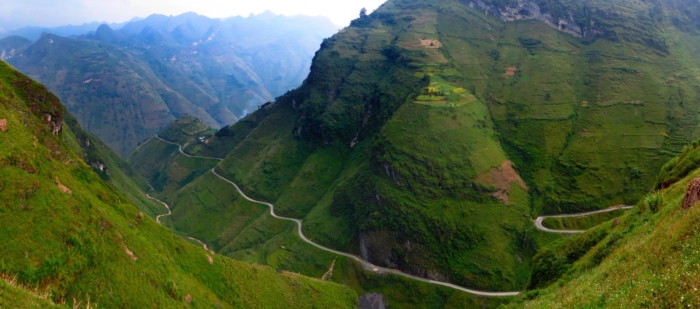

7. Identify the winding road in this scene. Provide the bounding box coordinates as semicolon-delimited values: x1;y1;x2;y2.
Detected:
151;136;521;296
154;136;224;161
211;169;522;297
534;205;635;234
147;135;633;297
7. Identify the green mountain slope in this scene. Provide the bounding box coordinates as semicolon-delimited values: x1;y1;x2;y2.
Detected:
61;109;168;218
129;116;514;308
0;60;357;307
506;141;700;308
130;0;700;301
0;276;59;308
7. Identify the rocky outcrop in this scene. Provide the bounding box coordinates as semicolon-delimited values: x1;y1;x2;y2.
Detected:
358;230;451;282
0;119;7;132
682;178;700;209
42;114;62;135
468;0;603;39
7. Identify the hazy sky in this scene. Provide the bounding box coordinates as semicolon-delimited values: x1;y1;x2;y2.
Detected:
0;0;387;31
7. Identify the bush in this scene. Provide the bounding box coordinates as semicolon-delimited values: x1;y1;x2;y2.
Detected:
644;192;663;213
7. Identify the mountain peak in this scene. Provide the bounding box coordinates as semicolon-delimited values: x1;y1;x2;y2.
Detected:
96;24;113;33
255;10;278;19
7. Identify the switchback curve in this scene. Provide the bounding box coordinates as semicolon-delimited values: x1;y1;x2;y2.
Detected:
534;206;635;234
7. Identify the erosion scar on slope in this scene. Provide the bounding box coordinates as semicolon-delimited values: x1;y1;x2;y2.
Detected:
476;161;528;205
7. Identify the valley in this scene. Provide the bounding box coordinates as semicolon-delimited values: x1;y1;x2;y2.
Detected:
0;60;358;307
0;12;338;156
4;0;700;307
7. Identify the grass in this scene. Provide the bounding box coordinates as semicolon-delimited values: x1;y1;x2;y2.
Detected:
507;156;700;307
133;108;527;306
0;275;59;308
0;60;357;308
128;0;700;306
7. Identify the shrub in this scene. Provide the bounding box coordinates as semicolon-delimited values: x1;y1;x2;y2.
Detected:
644;192;663;213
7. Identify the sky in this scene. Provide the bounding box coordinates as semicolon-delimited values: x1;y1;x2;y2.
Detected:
0;0;387;31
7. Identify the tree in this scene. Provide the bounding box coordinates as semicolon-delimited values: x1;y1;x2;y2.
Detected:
360;8;368;19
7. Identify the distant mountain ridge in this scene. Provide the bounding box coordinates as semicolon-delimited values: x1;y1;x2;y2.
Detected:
0;12;339;156
0;19;139;42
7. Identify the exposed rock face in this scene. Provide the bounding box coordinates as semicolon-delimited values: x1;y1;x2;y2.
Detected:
468;0;603;38
0;119;7;132
682;178;700;209
358;231;450;282
43;114;63;135
359;293;386;309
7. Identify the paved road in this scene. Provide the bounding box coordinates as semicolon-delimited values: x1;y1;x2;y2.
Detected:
211;168;521;297
154;136;224;161
534;205;635;234
151;135;522;296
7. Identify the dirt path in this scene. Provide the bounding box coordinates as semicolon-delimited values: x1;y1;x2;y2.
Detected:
534;205;635;234
146;194;171;224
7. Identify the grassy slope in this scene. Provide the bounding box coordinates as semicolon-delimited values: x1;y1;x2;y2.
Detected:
127;119;219;201
508;142;700;308
133;115;516;307
0;60;357;308
129;0;700;301
61;112;167;218
0;277;59;308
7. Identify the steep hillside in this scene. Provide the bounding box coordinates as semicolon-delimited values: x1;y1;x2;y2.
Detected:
130;0;700;300
61;109;168;218
0;60;357;307
0;12;338;156
506;141;700;308
0;275;60;308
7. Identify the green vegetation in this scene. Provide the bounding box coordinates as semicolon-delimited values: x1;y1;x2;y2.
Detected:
0;60;357;308
157;116;215;145
127;0;700;306
507;139;700;307
61;111;166;218
127;119;220;200
0;276;59;308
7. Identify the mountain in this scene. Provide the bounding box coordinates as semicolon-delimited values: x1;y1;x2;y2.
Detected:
0;19;137;42
0;12;338;156
129;0;700;302
506;142;700;307
0;59;357;307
